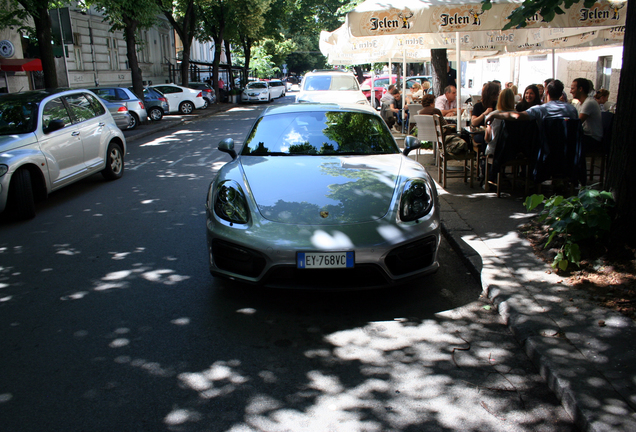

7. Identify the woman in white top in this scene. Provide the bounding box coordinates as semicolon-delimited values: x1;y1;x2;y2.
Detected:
406;82;423;103
484;88;516;155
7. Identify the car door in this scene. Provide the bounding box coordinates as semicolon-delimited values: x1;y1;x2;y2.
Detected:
153;86;182;113
64;93;108;171
38;97;85;188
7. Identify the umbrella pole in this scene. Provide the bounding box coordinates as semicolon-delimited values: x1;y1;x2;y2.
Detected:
456;32;461;122
403;48;407;131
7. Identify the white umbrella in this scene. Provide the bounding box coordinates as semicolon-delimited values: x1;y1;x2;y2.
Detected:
344;0;627;118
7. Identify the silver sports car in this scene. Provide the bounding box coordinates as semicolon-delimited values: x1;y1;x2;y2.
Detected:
205;103;440;289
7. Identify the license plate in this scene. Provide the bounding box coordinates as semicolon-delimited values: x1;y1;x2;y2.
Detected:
297;252;354;269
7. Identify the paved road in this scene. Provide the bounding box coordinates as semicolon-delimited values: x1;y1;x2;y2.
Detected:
0;96;576;431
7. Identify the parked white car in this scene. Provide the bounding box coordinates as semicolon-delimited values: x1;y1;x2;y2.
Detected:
268;79;286;98
295;70;369;105
149;84;205;114
241;82;273;103
0;89;126;219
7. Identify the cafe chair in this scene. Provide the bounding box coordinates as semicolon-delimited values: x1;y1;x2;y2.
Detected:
536;117;586;195
435;115;475;188
586;111;613;188
483;120;539;198
409;114;440;160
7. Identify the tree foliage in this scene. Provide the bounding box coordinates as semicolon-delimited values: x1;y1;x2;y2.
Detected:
158;0;198;86
1;0;68;88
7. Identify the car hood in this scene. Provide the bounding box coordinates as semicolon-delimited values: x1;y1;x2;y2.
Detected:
0;133;38;152
241;155;403;225
297;91;367;105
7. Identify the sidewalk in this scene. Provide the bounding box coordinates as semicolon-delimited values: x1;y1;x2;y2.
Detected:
410;146;636;432
126;107;636;431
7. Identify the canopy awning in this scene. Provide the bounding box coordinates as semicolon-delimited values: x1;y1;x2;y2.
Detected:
0;58;43;72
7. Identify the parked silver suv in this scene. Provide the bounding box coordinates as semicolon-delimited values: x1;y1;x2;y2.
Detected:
0;89;126;219
88;87;147;129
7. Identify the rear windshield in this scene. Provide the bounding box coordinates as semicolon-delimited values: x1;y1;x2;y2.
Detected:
303;75;360;91
241;111;398;156
247;82;267;89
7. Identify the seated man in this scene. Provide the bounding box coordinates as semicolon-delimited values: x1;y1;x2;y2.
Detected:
571;78;604;154
435;85;461;117
380;88;400;129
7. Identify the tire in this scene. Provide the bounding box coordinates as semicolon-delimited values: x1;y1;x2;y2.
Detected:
11;168;36;220
179;101;194;114
201;99;209;109
149;107;163;121
101;141;124;180
128;112;139;130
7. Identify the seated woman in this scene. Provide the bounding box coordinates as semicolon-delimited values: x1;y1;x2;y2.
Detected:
515;84;542;112
406;82;423;104
471;81;500;150
418;94;467;154
485;88;516;156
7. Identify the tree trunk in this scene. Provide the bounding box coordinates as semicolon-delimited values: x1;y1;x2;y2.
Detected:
607;0;636;248
242;37;252;88
431;49;448;97
212;33;224;102
34;7;58;89
123;16;145;122
224;39;233;90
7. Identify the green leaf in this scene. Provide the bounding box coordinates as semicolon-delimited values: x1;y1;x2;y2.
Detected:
482;305;492;310
481;1;493;11
558;258;569;271
525;194;544;211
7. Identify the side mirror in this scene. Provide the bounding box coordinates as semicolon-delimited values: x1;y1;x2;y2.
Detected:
44;119;65;134
360;84;371;91
218;138;237;159
402;135;421;157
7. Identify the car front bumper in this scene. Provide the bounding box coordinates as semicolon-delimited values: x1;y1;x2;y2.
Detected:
206;210;441;289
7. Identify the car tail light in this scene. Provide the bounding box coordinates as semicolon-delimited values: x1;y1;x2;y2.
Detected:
196;92;203;98
117;106;128;112
139;101;145;109
158;97;167;103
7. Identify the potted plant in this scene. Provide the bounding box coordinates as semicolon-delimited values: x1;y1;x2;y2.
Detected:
229;88;242;103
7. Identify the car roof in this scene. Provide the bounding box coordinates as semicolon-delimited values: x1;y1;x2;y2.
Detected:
260;103;377;117
0;88;97;103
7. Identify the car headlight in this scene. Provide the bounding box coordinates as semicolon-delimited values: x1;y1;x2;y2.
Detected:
213;180;249;224
399;179;434;222
0;164;7;177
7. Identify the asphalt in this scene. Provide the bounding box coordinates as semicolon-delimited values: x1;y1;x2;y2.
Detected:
124;102;636;432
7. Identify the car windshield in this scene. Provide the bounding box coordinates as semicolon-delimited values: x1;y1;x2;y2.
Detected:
247;82;267;89
0;98;38;135
241;111;398;156
303;75;360;91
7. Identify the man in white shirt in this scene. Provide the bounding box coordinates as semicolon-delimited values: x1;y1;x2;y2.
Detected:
570;78;603;153
435;85;459;116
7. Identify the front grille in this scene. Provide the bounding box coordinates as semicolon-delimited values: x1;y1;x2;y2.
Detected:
385;236;437;276
211;240;266;278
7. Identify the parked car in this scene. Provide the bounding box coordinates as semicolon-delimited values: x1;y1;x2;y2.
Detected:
88;87;147;129
129;86;169;121
99;98;133;130
205;103;439;289
267;79;286;98
187;82;216;108
0;89;126;220
149;84;205;114
241;81;273;103
296;70;369;105
360;75;398;108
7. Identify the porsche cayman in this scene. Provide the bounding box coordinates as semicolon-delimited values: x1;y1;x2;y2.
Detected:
205;103;440;289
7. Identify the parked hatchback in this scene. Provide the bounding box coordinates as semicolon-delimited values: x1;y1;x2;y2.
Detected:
267;79;286;98
88;87;147;129
187;82;216;108
149;84;205;114
0;89;126;219
129;87;169;121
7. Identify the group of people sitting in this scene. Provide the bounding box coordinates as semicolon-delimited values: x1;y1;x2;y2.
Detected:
481;78;609;158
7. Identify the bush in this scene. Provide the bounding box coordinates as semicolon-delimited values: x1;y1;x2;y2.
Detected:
524;187;615;271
